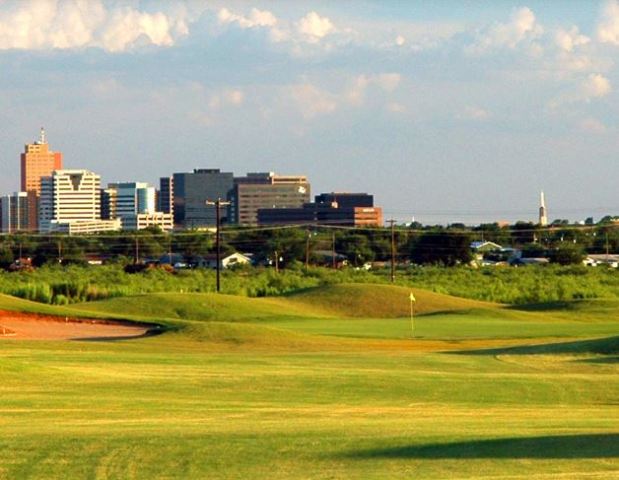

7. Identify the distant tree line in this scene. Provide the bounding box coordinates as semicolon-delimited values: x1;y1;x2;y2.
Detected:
1;219;619;268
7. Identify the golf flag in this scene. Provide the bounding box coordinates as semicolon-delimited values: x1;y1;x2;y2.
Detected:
409;292;416;302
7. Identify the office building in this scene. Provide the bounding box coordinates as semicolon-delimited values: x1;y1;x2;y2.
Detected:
231;172;310;226
20;128;63;230
314;193;374;209
173;169;234;228
20;128;63;194
258;203;383;227
122;212;174;231
101;188;117;220
50;218;121;235
258;192;382;227
39;169;118;233
0;192;30;233
158;177;174;215
105;182;156;218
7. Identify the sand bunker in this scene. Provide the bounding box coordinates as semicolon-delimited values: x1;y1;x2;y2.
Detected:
0;311;155;341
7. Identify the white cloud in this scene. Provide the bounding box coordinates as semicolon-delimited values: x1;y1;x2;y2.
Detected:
290;84;337;119
0;0;189;52
209;89;245;109
347;73;401;105
296;12;335;43
555;26;589;52
217;7;277;29
467;7;543;54
582;73;612;98
549;73;612;108
597;0;619;44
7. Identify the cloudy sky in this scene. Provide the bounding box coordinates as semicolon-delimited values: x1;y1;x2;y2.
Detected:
1;0;619;224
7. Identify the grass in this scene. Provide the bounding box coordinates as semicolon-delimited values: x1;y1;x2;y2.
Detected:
0;283;618;479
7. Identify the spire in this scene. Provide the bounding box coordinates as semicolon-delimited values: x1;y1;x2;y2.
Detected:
539;190;548;227
39;127;46;144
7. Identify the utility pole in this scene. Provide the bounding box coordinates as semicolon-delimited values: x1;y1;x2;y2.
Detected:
57;238;63;264
134;236;140;265
305;229;311;268
274;250;279;273
331;231;336;269
606;232;610;261
206;198;231;293
387;220;396;283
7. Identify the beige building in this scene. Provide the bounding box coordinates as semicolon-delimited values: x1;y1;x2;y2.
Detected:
122;212;174;231
231;172;310;226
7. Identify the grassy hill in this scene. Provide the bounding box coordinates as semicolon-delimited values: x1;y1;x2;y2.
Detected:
68;283;498;323
280;283;498;318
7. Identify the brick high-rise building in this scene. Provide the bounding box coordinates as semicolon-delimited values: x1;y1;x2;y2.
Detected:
20;128;63;231
21;128;63;194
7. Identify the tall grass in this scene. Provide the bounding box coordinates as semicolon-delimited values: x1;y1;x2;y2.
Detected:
0;264;617;305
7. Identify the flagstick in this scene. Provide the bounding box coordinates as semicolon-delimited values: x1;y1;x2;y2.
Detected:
408;292;417;339
410;299;414;338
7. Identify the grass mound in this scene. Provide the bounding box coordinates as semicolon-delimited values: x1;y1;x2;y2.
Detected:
511;298;619;316
69;292;326;323
282;283;497;318
463;335;619;356
178;320;340;349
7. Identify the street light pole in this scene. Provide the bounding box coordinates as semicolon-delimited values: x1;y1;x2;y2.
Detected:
206;198;231;293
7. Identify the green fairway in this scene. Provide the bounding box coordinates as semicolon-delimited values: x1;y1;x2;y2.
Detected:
1;284;618;479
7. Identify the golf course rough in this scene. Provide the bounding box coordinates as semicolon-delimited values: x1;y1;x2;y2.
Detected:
0;284;617;479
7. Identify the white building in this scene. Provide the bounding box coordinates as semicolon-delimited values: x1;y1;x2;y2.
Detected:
39;169;118;234
122;212;174;231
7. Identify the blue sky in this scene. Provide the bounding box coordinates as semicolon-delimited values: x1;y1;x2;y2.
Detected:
1;0;619;224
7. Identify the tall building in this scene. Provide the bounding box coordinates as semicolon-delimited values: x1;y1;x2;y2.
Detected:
101;188;117;220
231;172;310;226
158;177;174;215
39;169;119;233
105;182;156;218
102;181;172;231
20;128;63;194
173;169;234;228
20;128;63;230
0;192;30;233
539;191;548;227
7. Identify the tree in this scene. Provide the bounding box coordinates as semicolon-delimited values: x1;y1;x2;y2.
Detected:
410;229;472;266
338;233;374;266
549;243;585;265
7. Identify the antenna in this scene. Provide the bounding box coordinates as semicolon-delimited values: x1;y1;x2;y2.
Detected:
40;127;46;144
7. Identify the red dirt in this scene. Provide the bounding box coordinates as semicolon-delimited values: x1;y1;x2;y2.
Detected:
0;311;154;341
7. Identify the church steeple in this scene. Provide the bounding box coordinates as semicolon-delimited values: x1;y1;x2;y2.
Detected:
539;191;548;226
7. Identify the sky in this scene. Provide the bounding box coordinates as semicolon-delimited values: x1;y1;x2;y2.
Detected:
1;0;619;225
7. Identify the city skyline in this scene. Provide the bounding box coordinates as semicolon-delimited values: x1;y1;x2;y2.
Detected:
2;1;619;224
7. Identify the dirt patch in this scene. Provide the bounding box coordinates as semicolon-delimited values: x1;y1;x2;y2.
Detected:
0;310;158;341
